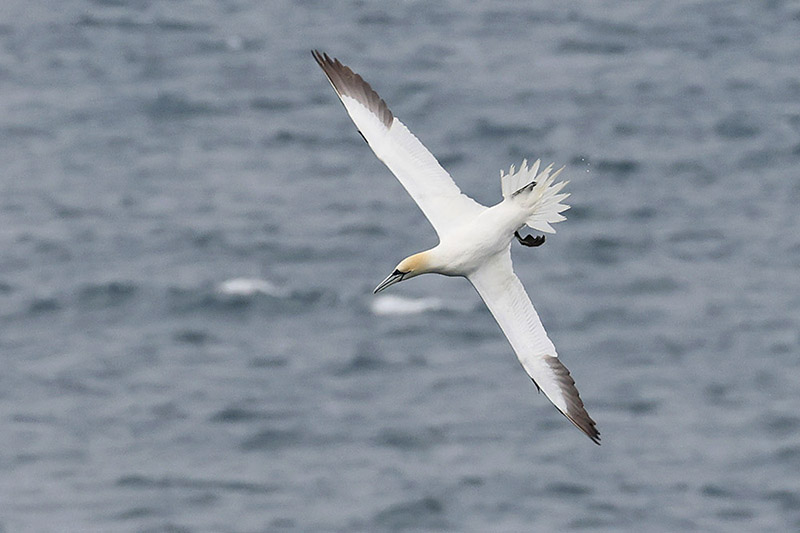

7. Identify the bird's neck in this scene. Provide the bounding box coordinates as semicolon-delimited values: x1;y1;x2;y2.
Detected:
411;246;464;277
399;250;434;276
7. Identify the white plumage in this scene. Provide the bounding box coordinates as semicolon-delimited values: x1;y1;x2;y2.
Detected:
500;159;571;233
313;51;599;444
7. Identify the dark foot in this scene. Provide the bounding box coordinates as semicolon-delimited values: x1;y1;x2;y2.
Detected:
515;231;545;247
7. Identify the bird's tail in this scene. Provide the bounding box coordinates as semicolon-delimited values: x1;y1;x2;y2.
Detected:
500;159;570;234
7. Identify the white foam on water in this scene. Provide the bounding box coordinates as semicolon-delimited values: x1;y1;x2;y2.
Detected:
216;278;289;298
370;294;445;316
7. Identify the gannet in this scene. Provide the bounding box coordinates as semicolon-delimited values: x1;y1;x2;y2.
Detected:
313;51;599;444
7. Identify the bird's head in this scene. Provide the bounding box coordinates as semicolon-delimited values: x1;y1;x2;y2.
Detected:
373;252;430;293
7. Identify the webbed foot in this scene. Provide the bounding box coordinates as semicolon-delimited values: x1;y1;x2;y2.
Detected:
515;231;545;247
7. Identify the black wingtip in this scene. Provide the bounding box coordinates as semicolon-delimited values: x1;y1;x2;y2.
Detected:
311;50;394;128
564;408;601;445
310;49;325;65
541;355;601;445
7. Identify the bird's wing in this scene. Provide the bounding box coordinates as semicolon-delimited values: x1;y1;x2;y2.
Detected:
467;251;600;444
313;51;485;237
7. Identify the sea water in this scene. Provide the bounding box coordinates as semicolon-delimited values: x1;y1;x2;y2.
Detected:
1;1;799;531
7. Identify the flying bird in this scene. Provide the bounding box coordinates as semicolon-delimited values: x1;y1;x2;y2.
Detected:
312;50;599;444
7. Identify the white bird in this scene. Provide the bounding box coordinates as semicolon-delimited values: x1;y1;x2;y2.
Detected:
313;51;599;444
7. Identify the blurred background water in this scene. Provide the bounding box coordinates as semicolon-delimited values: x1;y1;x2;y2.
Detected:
1;1;799;531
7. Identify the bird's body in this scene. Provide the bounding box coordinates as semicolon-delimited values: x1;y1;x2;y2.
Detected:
416;202;523;276
313;50;600;444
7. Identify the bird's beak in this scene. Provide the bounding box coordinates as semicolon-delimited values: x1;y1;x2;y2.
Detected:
374;269;405;294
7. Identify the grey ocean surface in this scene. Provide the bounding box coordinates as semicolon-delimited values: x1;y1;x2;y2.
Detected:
2;1;799;531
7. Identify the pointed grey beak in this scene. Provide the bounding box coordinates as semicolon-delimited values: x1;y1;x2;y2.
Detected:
374;269;405;294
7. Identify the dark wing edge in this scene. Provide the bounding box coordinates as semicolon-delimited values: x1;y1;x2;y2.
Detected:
542;354;601;445
312;50;394;129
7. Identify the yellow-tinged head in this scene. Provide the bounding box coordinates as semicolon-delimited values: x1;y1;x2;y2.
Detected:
373;252;431;294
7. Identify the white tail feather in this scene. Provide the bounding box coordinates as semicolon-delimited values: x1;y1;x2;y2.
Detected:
500;159;570;234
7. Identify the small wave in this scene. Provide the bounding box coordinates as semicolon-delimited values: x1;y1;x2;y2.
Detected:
373;426;444;451
373;496;446;531
595;159;640;176
76;15;211;33
116;474;275;494
249;96;294;111
28;296;63;314
78;280;138;308
370;294;446;316
545;481;594;497
210;405;294;423
558;38;627;55
168;279;327;314
335;352;388;375
714;113;761;139
216;278;289;298
145;92;225;119
240;427;304;451
172;328;212;345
